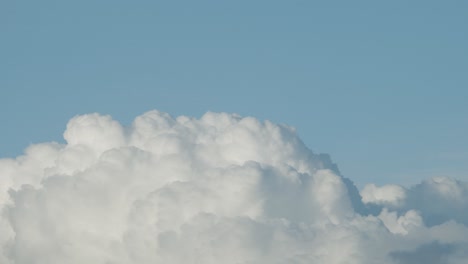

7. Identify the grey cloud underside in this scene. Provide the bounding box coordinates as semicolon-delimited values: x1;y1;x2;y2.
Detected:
1;110;467;263
390;241;468;264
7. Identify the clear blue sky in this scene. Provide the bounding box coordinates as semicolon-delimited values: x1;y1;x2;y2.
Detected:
1;0;467;186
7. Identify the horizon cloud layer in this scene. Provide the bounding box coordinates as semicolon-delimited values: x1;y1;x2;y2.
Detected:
1;110;467;263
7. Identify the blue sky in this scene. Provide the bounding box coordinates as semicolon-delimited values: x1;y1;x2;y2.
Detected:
1;0;467;186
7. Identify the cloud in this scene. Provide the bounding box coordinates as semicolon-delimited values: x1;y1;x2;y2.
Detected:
362;177;468;227
1;110;468;263
390;241;454;264
361;184;406;206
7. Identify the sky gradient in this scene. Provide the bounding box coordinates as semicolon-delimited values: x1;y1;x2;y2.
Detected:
2;0;468;186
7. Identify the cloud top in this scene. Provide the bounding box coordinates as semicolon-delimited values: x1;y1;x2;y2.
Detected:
1;110;467;263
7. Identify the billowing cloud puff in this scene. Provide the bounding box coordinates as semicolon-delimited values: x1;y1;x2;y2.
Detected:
362;176;468;227
1;110;468;263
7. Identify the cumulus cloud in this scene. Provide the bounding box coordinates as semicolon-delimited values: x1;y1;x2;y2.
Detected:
1;110;468;263
362;177;468;227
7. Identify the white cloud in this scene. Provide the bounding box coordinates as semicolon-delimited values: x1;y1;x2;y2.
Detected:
1;110;467;263
362;176;468;226
377;209;422;235
361;184;406;206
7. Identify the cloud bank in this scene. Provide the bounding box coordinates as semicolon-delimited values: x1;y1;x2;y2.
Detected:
1;110;467;263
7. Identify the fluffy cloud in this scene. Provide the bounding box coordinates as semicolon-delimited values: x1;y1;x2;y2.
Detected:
1;110;467;263
362;177;468;226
